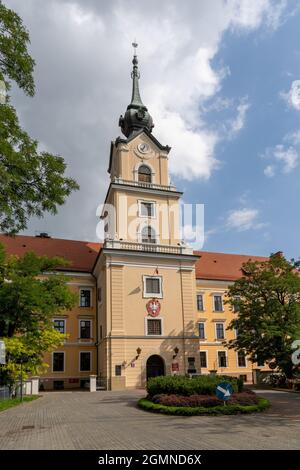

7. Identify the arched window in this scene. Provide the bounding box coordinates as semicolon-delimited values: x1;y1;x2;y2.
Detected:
138;165;151;183
141;226;156;244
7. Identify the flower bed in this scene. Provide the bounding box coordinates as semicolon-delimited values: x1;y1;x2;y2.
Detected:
139;375;269;416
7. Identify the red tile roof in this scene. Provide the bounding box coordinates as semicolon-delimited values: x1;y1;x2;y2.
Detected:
194;250;268;281
0;234;102;273
0;235;268;280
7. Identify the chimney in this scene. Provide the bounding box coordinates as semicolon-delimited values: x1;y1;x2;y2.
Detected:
36;232;51;239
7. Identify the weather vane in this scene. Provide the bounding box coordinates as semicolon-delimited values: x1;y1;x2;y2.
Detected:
132;40;138;55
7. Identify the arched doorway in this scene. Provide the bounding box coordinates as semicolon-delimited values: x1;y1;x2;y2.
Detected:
146;355;165;381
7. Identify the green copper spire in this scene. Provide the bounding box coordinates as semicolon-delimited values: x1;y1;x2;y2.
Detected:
119;43;154;138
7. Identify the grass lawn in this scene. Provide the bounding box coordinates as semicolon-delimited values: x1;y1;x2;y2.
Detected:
0;395;39;413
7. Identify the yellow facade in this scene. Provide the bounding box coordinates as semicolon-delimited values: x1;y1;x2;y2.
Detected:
34;51;270;390
40;274;97;390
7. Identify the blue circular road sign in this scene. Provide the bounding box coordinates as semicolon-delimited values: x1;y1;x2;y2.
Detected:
215;381;233;401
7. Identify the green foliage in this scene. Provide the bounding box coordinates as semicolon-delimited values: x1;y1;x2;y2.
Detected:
0;244;76;386
0;3;79;233
146;374;242;397
0;395;39;413
0;245;76;337
138;397;270;416
2;330;65;386
0;2;35;96
225;253;300;378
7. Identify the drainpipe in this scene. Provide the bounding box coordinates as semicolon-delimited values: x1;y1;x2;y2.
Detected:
92;273;99;379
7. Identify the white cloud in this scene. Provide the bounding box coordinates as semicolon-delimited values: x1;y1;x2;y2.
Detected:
226;208;264;231
264;164;275;178
229;97;250;135
262;144;298;176
4;0;290;241
284;129;300;146
281;80;300;110
274;145;299;173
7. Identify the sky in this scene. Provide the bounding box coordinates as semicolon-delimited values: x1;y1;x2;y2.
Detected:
5;0;300;259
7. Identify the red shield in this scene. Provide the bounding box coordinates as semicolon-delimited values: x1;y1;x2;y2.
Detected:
146;298;161;317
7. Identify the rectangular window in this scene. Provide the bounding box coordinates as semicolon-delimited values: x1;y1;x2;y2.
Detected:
80;352;91;371
115;365;122;376
256;356;265;367
80;289;91;307
187;357;196;373
213;295;223;312
53;352;64;372
233;296;240;312
216;323;225;340
147;319;162;336
140;201;155;217
80;320;91;339
239;374;247;383
197;294;204;311
218;351;227;368
200;351;207;368
53;319;65;334
198;322;205;340
144;276;162;297
237;351;246;367
100;325;103;340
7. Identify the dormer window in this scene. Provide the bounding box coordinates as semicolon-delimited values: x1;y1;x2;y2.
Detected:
138;165;151;183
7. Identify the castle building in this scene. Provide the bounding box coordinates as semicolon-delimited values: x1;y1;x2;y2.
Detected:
0;49;270;390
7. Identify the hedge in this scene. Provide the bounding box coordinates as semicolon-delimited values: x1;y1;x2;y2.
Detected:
147;374;243;397
138;397;270;416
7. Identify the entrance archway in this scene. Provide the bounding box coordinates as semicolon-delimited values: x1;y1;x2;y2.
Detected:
146;355;165;381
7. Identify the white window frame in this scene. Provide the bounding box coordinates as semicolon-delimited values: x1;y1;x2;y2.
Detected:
138;199;156;218
196;293;205;311
52;351;65;373
145;317;164;336
79;351;92;372
143;275;163;298
79;287;93;308
78;319;92;340
53;318;66;334
199;350;208;369
217;350;228;368
236;350;247;368
213;294;224;312
134;162;155;183
215;322;225;340
198;322;206;340
138;224;158;244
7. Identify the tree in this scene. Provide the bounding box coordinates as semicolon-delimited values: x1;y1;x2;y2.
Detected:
225;253;300;378
0;2;79;233
0;243;77;387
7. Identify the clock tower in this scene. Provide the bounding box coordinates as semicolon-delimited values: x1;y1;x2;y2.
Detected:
93;45;200;390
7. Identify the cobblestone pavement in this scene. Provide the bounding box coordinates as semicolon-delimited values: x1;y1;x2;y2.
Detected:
0;389;299;450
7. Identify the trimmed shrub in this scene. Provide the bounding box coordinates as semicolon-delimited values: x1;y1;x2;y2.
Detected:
147;374;242;397
138;397;270;416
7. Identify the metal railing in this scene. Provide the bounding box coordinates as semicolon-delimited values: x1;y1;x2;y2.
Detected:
104;239;193;255
113;178;177;192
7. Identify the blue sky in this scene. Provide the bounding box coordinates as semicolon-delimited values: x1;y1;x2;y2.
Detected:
5;0;300;259
181;7;300;258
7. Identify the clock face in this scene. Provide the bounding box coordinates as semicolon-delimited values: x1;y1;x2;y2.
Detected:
138;143;150;154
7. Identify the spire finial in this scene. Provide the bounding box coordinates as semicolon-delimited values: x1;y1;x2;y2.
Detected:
118;42;154;137
132;40;138;55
